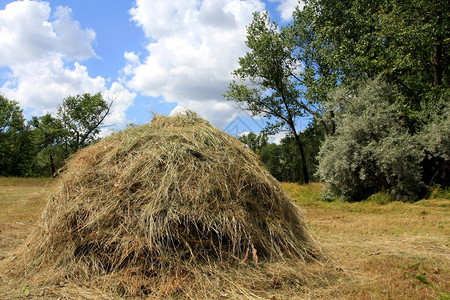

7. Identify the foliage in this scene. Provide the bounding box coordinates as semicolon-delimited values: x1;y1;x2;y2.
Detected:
238;123;324;183
237;132;268;154
300;120;326;178
227;0;448;193
259;143;283;179
317;78;449;202
0;95;25;134
226;12;312;183
418;101;450;185
317;79;423;201
0;95;32;176
0;93;111;177
28;114;65;176
58;92;111;151
294;0;449;126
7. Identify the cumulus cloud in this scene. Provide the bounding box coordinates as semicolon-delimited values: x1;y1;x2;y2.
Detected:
0;1;95;66
126;0;265;127
1;56;105;110
169;100;239;128
0;0;135;128
103;82;137;128
269;0;303;22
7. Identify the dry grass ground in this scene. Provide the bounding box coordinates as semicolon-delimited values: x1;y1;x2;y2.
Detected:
282;183;449;299
0;178;52;262
0;178;448;299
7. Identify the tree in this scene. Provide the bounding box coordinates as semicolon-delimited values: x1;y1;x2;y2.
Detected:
226;12;313;183
260;143;283;180
0;93;112;177
28;114;65;176
294;0;449;126
58;93;112;152
0;95;33;176
238;130;324;183
0;96;25;134
238;132;268;154
230;0;448;196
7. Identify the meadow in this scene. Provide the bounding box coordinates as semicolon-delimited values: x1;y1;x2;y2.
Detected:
0;178;448;299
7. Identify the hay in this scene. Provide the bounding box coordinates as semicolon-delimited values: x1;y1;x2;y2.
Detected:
2;115;322;298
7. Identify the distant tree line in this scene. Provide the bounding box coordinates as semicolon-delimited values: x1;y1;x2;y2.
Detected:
238;121;325;183
228;0;449;201
0;93;111;177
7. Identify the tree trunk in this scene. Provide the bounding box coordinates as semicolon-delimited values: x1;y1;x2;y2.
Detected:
50;154;56;176
76;131;80;150
292;130;310;184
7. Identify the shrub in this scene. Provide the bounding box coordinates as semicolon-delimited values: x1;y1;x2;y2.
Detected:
419;101;450;185
317;78;426;201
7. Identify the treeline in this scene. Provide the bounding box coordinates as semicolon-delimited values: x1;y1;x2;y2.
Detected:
228;0;449;201
0;93;111;177
238;122;325;183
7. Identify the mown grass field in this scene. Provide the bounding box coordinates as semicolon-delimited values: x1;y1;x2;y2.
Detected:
0;178;448;299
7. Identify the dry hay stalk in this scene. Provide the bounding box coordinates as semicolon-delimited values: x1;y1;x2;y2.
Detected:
1;115;324;298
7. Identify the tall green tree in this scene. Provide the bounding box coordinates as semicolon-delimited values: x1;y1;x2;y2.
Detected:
58;93;112;152
226;12;313;183
316;78;450;201
0;93;112;177
294;0;449;125
0;95;33;176
29;114;65;176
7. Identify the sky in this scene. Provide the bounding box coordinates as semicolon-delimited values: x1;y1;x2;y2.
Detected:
0;0;303;139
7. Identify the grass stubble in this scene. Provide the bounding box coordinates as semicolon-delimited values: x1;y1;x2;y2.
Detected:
1;184;448;299
283;183;449;299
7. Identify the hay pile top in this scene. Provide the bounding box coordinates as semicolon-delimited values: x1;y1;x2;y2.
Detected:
16;115;318;296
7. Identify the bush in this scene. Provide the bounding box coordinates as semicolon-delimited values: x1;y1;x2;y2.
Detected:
317;79;427;201
419;101;450;186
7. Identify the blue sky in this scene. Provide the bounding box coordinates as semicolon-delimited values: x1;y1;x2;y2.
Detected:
0;0;303;139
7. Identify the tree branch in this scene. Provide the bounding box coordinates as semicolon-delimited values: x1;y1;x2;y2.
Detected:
77;100;114;148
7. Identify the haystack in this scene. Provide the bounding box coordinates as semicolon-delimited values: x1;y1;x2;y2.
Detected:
3;115;321;298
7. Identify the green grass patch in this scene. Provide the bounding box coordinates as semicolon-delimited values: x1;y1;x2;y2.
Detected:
427;185;450;200
281;182;323;203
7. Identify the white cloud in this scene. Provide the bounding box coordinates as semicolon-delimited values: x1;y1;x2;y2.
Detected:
1;56;105;110
198;0;236;28
126;0;265;127
51;6;97;60
0;1;96;66
129;0;200;39
104;82;137;128
120;51;140;82
269;0;303;22
0;1;135;129
169;100;239;128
